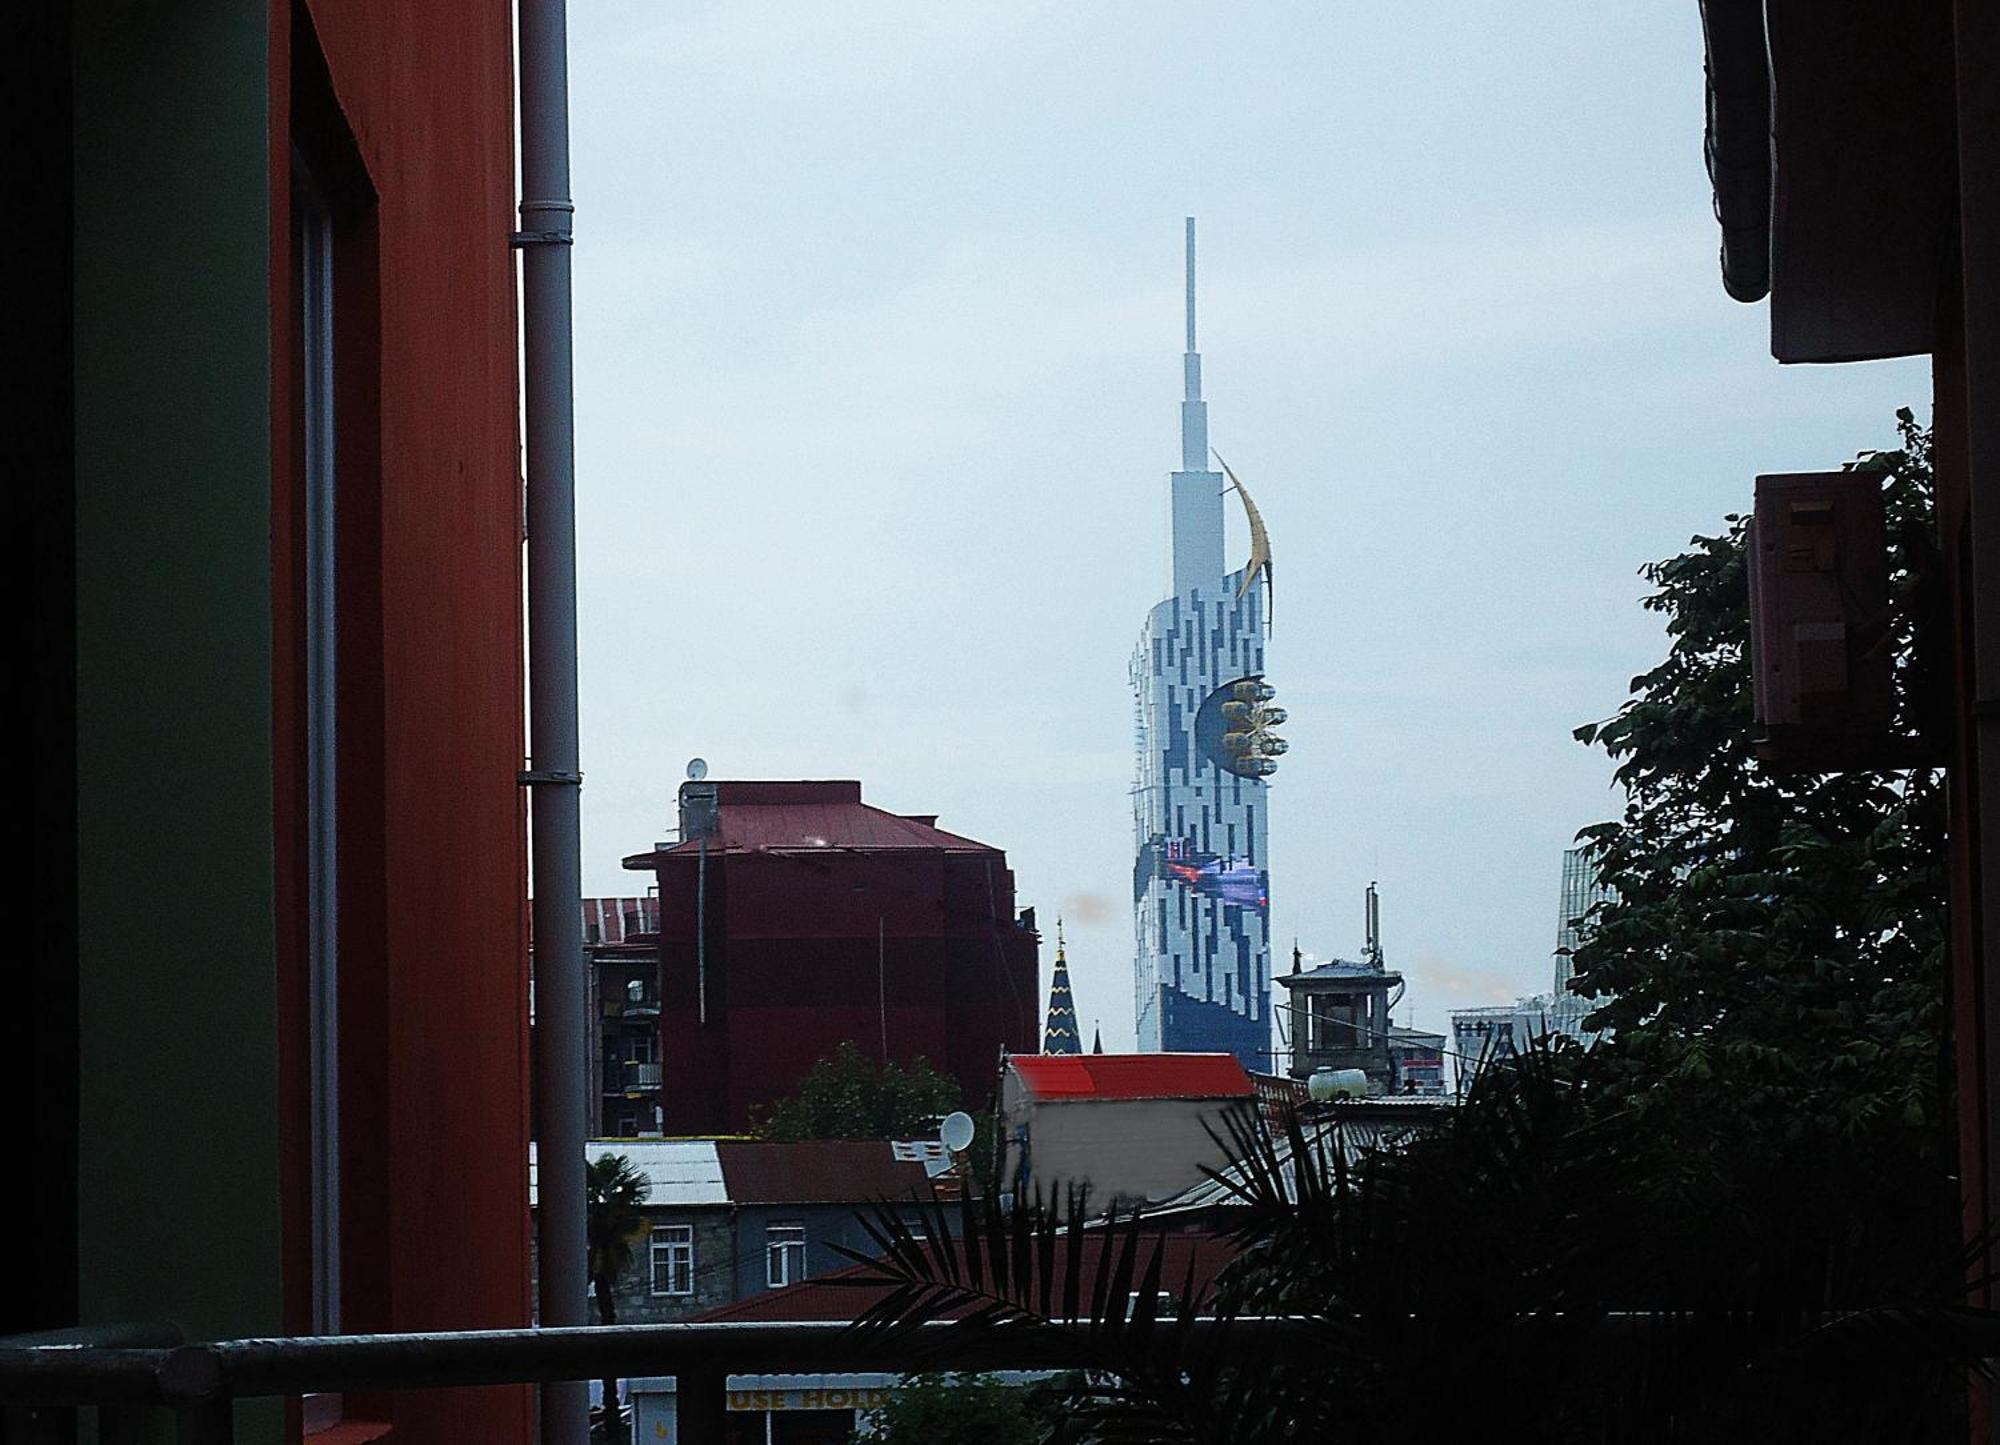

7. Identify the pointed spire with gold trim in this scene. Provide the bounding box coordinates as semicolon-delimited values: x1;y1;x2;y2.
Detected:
1042;919;1082;1055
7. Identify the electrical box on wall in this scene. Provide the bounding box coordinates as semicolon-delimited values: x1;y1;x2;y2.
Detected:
1747;471;1893;769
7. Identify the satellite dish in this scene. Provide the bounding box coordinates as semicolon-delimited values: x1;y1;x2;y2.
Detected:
685;757;709;781
938;1111;976;1153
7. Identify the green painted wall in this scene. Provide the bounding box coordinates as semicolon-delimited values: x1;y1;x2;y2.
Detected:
72;0;282;1346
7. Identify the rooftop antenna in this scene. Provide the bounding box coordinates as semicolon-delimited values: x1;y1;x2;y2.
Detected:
1185;216;1198;355
1181;217;1206;472
1363;882;1384;971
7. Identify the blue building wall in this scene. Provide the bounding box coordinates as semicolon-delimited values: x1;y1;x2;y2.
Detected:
728;1202;919;1299
597;1200;936;1324
1132;580;1273;1068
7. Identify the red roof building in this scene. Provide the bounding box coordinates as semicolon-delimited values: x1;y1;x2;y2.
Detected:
623;780;1040;1133
1008;1053;1254;1102
1001;1054;1258;1211
584;898;665;1137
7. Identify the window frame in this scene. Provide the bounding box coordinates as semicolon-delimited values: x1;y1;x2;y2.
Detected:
295;151;342;1343
765;1223;806;1289
649;1223;695;1298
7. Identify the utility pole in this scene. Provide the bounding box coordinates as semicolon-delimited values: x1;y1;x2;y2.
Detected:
516;0;586;1440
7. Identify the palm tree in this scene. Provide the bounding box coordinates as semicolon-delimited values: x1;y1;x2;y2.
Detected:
586;1153;651;1442
844;1040;2000;1442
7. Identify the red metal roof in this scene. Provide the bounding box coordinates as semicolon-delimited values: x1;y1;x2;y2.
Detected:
581;896;657;944
714;1140;934;1204
1009;1053;1254;1101
623;781;999;865
693;1228;1237;1324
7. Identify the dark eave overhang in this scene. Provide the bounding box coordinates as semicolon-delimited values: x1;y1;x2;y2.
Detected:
1700;0;1957;363
1699;0;1772;303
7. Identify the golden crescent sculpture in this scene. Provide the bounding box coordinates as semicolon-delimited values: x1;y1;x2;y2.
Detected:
1213;450;1273;613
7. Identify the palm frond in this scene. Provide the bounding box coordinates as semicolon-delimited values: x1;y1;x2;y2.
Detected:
835;1178;1291;1443
833;1033;1985;1441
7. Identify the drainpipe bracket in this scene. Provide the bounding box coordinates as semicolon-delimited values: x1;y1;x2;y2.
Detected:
518;769;584;786
510;229;573;248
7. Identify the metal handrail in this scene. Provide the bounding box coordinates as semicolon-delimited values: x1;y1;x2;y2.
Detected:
0;1319;1214;1402
0;1318;1283;1445
0;1325;182;1352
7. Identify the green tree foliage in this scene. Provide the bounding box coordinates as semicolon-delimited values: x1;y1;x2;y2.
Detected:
848;1373;1067;1445
586;1152;651;1442
1570;409;1948;1197
759;1040;962;1141
851;1043;1993;1442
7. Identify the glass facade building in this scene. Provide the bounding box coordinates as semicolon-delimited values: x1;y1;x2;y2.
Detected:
1131;221;1277;1069
1450;846;1613;1093
1556;845;1614;991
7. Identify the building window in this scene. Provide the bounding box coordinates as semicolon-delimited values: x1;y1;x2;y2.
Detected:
1311;995;1359;1052
288;19;380;1400
766;1224;806;1289
296;156;342;1341
650;1224;694;1296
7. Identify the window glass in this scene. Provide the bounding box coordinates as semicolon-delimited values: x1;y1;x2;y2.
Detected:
650;1224;694;1296
766;1224;806;1288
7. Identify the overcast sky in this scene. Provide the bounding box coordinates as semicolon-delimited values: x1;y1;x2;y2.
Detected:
566;2;1928;1046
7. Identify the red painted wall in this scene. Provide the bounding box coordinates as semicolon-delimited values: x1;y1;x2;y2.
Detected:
648;846;1039;1133
272;3;530;1442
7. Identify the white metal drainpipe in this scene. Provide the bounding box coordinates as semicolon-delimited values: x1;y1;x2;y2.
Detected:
515;0;587;1439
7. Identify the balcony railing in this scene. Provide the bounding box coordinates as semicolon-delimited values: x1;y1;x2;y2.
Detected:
623;1062;663;1091
0;1318;1283;1445
603;1000;659;1019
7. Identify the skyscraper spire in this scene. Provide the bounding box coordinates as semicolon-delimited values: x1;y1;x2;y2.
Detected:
1042;919;1082;1055
1170;218;1225;597
1181;216;1207;473
1186;215;1198;353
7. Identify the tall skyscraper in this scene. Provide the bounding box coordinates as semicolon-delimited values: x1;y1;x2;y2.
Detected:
1450;847;1612;1093
1130;219;1283;1068
1555;845;1615;992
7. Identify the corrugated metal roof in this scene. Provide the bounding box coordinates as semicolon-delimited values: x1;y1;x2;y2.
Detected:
604;1141;729;1205
624;781;998;863
1010;1053;1254;1101
1277;957;1403;985
531;1138;940;1207
715;1140;933;1204
529;1141;729;1208
582;896;658;944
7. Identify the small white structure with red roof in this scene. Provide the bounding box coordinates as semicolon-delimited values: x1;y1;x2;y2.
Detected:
999;1052;1256;1209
